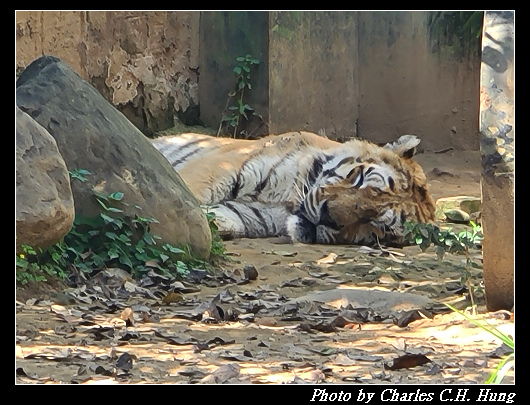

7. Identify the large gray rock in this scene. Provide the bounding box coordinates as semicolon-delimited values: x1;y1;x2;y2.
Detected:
16;106;75;252
16;55;211;260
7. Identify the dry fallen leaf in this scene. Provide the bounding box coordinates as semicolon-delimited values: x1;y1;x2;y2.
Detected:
316;253;338;265
384;353;431;370
200;363;240;384
116;352;133;372
332;353;357;366
255;316;278;327
395;309;433;328
272;250;298;257
120;307;135;326
161;291;183;304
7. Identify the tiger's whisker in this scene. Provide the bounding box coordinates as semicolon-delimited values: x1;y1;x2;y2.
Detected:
294;182;305;201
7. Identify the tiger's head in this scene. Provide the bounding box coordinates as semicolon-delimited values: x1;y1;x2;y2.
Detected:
293;135;435;246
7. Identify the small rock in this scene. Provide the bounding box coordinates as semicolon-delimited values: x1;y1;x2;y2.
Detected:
243;264;259;280
444;209;470;223
431;167;455;177
435;196;481;221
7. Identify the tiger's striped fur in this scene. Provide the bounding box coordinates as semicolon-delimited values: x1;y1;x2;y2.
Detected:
151;131;435;246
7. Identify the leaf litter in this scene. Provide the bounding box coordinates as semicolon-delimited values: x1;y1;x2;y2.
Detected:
16;239;514;384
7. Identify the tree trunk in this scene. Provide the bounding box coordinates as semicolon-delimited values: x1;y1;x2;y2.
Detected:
479;11;514;311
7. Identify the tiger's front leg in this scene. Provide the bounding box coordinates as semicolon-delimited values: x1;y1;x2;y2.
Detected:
207;201;294;240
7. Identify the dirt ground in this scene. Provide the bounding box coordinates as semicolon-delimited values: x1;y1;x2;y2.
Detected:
15;149;515;384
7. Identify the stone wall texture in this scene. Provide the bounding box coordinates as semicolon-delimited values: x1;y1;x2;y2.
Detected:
16;11;482;150
16;11;200;135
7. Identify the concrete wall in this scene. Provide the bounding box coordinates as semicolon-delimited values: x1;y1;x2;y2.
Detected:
268;12;359;139
198;11;481;150
16;11;482;151
16;11;200;135
199;12;270;137
357;12;481;150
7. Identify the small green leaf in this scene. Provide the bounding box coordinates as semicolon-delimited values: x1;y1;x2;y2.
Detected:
118;253;133;269
69;169;91;182
109;192;124;201
236;56;245;62
163;244;185;254
233;66;242;75
242;65;250;73
143;232;155;245
108;247;119;259
93;191;109;202
160;254;169;263
107;207;124;213
100;213;115;224
106;231;117;240
118;234;131;245
96;198;109;211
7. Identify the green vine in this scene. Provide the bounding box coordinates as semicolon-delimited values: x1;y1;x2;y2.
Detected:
218;54;263;138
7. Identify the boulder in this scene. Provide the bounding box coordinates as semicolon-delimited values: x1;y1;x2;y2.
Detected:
435;196;481;221
16;106;75;252
16;55;211;260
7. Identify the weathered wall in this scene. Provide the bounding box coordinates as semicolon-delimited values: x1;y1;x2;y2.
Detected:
16;11;482;150
357;12;481;150
16;11;200;135
268;11;359;139
198;11;481;150
199;11;269;137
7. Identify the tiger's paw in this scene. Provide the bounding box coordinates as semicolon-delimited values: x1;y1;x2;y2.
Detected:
286;214;316;244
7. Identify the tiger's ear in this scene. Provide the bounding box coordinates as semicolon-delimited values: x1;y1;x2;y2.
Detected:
384;135;421;159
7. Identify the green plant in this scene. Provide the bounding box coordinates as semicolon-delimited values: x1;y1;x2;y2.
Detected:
427;11;483;59
16;169;211;284
16;244;68;285
218;54;263;138
68;168;91;182
70;189;191;279
16;190;192;283
405;221;484;311
16;167;232;286
202;206;229;264
404;221;483;258
445;303;514;384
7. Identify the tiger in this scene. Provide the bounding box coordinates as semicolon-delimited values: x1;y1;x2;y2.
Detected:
151;131;435;246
